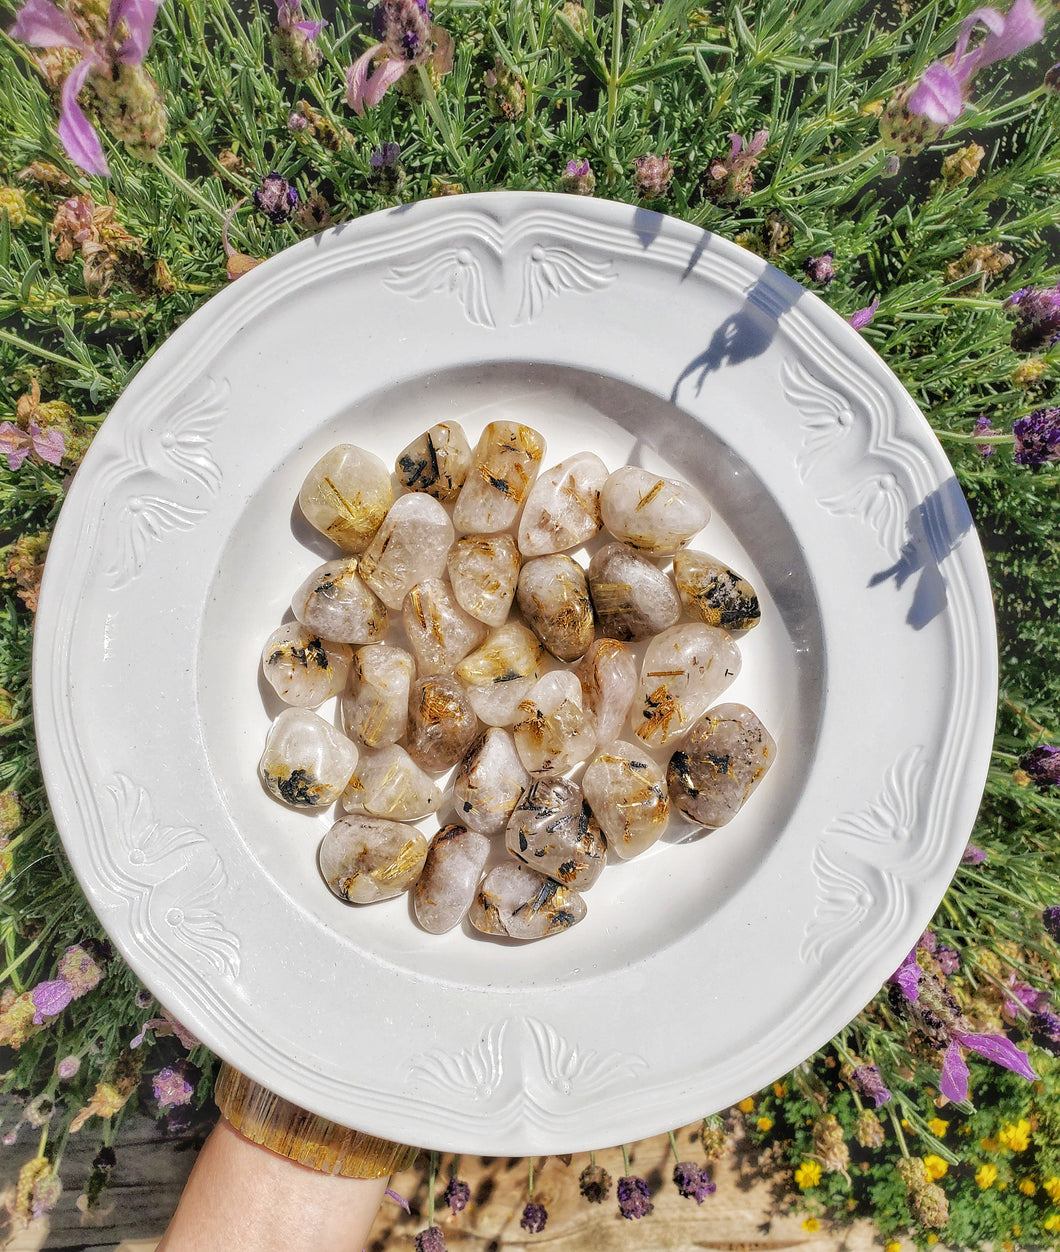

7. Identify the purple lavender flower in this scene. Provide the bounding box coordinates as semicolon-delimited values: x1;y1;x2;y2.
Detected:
849;297;879;331
10;0;162;175
704;130;768;202
936;945;960;975
939;1030;1036;1103
57;1055;80;1079
1006;283;1060;353
1002;979;1050;1023
633;153;673;200
520;1202;547;1232
803;252;835;286
347;0;452;115
974;415;997;458
962;844;987;865
31;979;73;1024
253;172;299;224
672;1162;716;1203
275;0;325;40
851;1065;892;1107
153;1062;195;1109
1043;906;1060;944
0;419;65;471
560;158;595;196
441;1177;470;1212
1012;408;1060;467
890;947;922;1002
1032;1010;1060;1056
617;1176;653;1219
907;0;1044;126
1021;745;1060;786
414;1228;447;1252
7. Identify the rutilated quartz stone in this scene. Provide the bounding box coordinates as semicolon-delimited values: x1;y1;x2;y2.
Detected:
447;534;521;626
631;623;741;748
342;744;442;820
581;741;669;859
401;578;487;676
451;727;530;836
340;643;414;748
455;622;543;726
359;493;455;609
575;638;638;744
261;622;352;708
395;422;472;501
413;824;491;933
504;777;606;889
452;421;546;534
319;815;428;904
587;542;681;641
517;451;608;556
406;676;480;773
291;556;389;645
672;550;761;632
513;671;597;776
599;465;709;556
298;444;393;553
259;708;358;808
666;702;776;827
516;554;595;662
469;863;587;940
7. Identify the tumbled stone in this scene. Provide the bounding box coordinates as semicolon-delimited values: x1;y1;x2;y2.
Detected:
673;550;761;632
259;708;358;809
447;534;521;627
599;466;709;556
455;622;543;726
504;777;606;890
451;727;530;836
341;643;414;748
517;554;595;662
581;741;669;860
587;542;681;641
513;671;597;776
469;863;587;940
291;557;389;645
402;578;487;676
342;744;442;820
413;824;491;934
575;638;638;744
359;493;455;610
667;703;776;828
631;623;741;748
452;421;546;534
407;676;480;773
395;422;472;501
298;443;393;553
517;452;608;556
319;815;428;904
261;622;352;708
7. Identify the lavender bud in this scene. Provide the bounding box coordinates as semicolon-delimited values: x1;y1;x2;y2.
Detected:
803;251;835;286
616;1175;653;1219
559;158;595;196
441;1177;470;1212
253;172;299;224
1021;744;1060;785
632;153;672;201
520;1202;548;1233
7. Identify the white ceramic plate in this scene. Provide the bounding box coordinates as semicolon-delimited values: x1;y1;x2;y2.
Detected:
33;192;996;1154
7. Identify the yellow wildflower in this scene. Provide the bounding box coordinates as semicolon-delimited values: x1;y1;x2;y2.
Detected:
757;1117;773;1132
0;187;28;229
738;1097;755;1113
927;1236;939;1246
923;1155;948;1182
773;1082;788;1098
795;1160;822;1189
980;1136;999;1152
998;1120;1031;1152
1044;1177;1060;1203
1043;1215;1060;1232
976;1163;999;1189
927;1118;949;1138
885;1243;902;1252
1019;1179;1037;1196
802;1217;820;1232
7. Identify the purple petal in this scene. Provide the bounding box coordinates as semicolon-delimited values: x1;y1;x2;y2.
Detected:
109;0;161;64
849;296;880;330
10;0;85;49
58;57;110;176
949;5;1006;68
967;0;1043;73
346;43;383;115
939;1039;969;1103
956;1031;1037;1081
385;1188;411;1213
908;61;965;124
31;979;74;1023
727;133;743;161
28;422;66;465
294;17;326;38
890;947;922;1001
362;56;409;109
748;129;769;155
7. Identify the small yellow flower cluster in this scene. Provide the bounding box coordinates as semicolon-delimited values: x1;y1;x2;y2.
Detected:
802;1217;820;1232
922;1155;948;1182
976;1163;999;1189
795;1160;822;1189
1043;1214;1060;1232
738;1097;755;1114
0;187;29;228
997;1119;1031;1152
1044;1177;1060;1203
757;1117;773;1132
927;1118;949;1138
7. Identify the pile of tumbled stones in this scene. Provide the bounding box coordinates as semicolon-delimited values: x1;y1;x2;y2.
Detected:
258;420;776;941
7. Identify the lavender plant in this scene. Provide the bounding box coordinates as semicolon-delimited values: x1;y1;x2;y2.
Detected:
0;0;1057;1243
